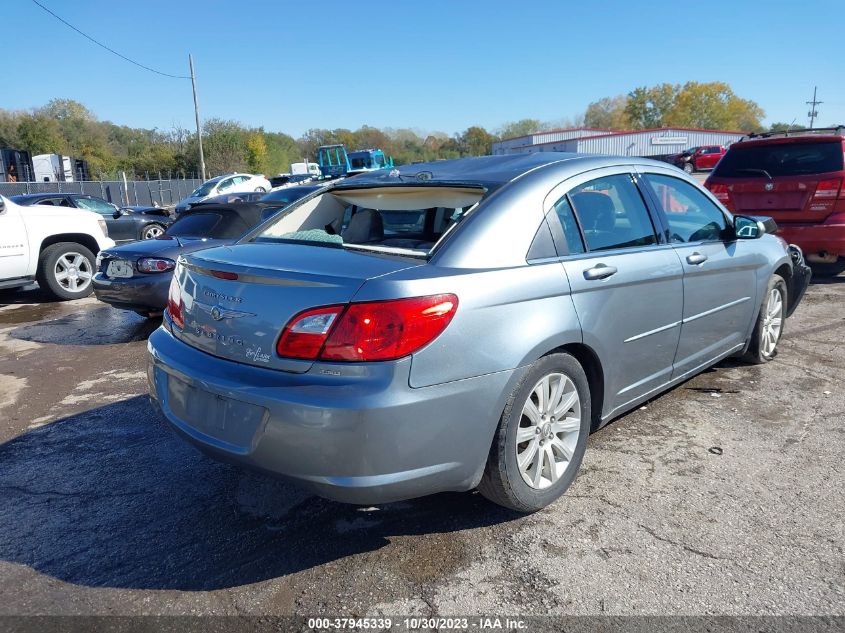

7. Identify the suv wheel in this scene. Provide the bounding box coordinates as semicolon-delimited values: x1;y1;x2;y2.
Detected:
478;353;591;512
36;242;96;300
744;274;787;364
683;162;695;174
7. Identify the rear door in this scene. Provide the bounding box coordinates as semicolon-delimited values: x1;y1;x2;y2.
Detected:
549;169;684;417
710;139;845;223
640;169;761;377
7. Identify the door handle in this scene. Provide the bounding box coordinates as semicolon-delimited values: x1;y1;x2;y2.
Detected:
583;263;618;280
686;252;708;265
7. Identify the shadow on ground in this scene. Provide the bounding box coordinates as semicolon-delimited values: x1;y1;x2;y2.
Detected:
0;396;521;591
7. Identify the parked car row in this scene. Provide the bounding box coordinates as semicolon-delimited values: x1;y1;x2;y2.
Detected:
174;173;272;214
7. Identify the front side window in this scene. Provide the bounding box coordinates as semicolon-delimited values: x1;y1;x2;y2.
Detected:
568;174;657;251
645;173;728;243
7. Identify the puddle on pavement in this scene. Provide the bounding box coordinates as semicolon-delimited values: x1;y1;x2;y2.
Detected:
0;303;66;325
10;307;160;345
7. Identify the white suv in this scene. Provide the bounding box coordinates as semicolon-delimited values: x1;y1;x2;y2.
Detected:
0;195;115;300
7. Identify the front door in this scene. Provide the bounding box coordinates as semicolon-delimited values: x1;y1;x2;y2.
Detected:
0;200;29;280
551;171;684;418
640;171;761;378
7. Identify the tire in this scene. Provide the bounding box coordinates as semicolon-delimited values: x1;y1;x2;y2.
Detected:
141;223;165;240
743;274;787;364
478;352;591;512
683;162;695;174
36;242;96;300
255;187;266;193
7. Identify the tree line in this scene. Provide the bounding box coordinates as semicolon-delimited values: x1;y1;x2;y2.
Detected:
0;82;805;181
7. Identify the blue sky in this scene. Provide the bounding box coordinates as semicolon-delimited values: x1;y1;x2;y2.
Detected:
5;0;844;137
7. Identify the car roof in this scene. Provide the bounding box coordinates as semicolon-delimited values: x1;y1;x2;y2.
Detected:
333;153;671;190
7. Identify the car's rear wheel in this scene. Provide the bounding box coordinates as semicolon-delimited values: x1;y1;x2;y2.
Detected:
141;223;165;240
36;242;96;300
255;187;266;193
683;162;695;174
744;274;787;364
478;352;591;512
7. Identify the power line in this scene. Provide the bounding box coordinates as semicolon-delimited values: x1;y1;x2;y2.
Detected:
29;0;190;79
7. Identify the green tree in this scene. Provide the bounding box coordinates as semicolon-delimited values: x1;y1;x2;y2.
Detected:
202;118;248;175
497;119;543;140
666;82;764;131
246;131;268;173
17;115;65;155
459;126;494;156
584;95;630;129
625;84;680;129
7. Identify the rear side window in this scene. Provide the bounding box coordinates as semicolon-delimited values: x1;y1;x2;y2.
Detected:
551;195;585;254
569;174;657;251
714;141;844;178
645;174;728;243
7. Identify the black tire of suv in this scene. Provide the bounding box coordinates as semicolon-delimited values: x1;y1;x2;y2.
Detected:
36;242;96;301
743;274;787;365
478;352;591;513
683;162;695;174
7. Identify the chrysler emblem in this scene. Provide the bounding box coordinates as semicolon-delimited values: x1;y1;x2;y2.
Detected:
194;300;255;321
764;182;774;191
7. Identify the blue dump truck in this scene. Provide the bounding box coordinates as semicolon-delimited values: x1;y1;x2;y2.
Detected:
316;145;394;179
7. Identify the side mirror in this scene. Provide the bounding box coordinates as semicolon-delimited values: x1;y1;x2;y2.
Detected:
734;215;769;239
112;208;124;219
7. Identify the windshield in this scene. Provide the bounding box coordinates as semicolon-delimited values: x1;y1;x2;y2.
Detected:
190;179;221;197
259;186;317;204
253;186;486;255
713;141;844;178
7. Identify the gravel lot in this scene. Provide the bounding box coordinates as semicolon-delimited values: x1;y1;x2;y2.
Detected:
0;276;843;619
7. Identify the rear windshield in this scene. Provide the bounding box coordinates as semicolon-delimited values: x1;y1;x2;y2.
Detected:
166;212;250;239
253;186;487;256
714;141;844;178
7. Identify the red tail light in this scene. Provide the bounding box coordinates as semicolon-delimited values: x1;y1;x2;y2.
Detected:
813;179;842;199
276;294;459;362
166;274;184;329
707;183;731;204
211;270;239;280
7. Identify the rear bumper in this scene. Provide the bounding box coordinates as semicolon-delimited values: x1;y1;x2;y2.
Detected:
93;272;170;311
776;222;845;259
147;325;520;504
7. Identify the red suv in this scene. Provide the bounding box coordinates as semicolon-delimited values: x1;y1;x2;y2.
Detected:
670;145;726;173
705;128;845;268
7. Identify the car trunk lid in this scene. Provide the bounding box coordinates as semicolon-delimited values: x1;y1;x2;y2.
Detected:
172;242;424;372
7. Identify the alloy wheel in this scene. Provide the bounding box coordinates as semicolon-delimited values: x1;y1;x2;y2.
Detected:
54;252;93;293
761;287;783;356
143;225;164;239
516;372;581;490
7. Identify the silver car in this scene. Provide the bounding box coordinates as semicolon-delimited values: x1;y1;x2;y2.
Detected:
147;154;810;512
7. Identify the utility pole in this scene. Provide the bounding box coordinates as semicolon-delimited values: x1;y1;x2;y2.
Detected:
806;86;822;129
189;54;206;181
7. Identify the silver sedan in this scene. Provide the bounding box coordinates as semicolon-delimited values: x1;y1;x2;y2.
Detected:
147;154;810;512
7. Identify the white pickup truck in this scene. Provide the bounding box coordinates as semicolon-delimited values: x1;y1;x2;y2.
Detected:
0;195;115;300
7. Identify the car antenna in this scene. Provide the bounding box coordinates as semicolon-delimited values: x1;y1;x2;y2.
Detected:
786;118;798;136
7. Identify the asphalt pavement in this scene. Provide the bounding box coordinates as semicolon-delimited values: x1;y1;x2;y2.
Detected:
0;278;843;618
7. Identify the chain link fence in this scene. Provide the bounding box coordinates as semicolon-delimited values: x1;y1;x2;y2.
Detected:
0;179;203;207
